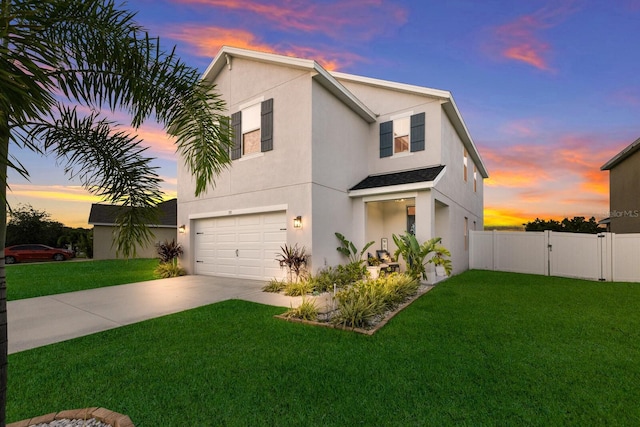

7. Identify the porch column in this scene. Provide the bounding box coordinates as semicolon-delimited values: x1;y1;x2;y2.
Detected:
415;190;434;242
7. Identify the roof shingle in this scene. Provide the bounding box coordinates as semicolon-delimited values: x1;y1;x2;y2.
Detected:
88;199;177;227
349;165;445;191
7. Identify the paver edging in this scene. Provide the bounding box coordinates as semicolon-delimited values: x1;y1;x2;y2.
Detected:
7;407;134;427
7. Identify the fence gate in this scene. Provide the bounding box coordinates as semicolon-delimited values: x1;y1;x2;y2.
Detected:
548;232;610;281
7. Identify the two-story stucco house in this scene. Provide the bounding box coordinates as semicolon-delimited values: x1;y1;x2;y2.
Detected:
177;47;488;281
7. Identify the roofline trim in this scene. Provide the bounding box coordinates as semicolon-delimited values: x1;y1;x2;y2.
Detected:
601;137;640;170
202;46;376;123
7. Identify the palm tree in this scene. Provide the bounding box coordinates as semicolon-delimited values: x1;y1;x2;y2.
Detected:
0;0;232;423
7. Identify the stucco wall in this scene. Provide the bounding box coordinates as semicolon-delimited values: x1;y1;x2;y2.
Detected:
93;225;176;260
609;149;640;233
309;80;371;270
177;58;316;272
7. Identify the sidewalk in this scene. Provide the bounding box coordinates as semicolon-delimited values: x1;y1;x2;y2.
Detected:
8;275;303;354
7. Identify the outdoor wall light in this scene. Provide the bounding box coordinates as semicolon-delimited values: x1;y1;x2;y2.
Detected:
178;224;186;234
293;216;302;229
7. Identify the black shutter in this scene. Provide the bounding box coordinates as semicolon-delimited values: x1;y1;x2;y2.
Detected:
380;120;393;158
230;111;242;160
410;112;425;152
261;98;273;152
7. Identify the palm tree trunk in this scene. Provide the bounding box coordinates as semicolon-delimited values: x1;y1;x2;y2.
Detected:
0;107;9;426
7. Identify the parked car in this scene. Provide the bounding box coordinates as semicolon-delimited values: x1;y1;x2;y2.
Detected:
4;244;75;264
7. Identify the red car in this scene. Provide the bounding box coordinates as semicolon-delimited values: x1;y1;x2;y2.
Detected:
4;244;75;264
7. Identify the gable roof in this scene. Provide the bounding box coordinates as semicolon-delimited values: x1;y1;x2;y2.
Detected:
203;46;488;178
601;137;640;170
349;165;446;197
202;46;377;123
88;199;177;227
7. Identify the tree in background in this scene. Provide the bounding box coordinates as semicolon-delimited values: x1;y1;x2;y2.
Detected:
0;0;232;423
5;204;65;247
524;216;604;233
57;227;93;258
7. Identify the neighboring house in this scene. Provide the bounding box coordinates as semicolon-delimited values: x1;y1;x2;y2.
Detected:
177;47;488;281
601;137;640;233
88;198;177;259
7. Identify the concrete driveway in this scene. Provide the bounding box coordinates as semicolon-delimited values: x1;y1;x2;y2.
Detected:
8;275;304;354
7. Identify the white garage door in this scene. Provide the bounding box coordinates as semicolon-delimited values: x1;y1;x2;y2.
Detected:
194;211;287;280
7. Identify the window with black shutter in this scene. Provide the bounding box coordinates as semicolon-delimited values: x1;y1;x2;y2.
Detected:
379;112;425;158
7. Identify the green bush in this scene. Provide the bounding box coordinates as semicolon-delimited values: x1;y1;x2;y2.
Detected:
380;273;420;307
283;298;319;321
331;273;419;328
284;280;313;296
307;262;366;293
154;260;186;278
262;278;286;293
332;285;385;329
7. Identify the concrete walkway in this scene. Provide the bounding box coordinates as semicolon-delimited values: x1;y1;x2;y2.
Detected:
8;275;304;354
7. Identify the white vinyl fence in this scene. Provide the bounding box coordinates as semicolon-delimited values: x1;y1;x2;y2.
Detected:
470;230;640;282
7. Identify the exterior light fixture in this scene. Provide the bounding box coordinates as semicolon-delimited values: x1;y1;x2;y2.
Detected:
178;224;186;234
293;216;302;229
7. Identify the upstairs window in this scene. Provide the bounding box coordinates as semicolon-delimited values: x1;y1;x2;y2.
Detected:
473;165;477;192
379;112;425;158
463;148;468;182
393;117;410;154
241;103;261;156
230;98;274;160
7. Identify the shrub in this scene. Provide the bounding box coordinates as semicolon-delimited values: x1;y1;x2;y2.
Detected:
284;280;314;296
156;239;183;263
335;232;374;265
308;262;366;293
262;278;286;293
276;244;309;282
332;284;386;329
331;273;419;328
392;233;452;280
380;273;419;307
154;260;186;278
283;298;319;321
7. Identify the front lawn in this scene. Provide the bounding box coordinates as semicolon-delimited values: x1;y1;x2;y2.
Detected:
7;270;640;425
6;258;159;300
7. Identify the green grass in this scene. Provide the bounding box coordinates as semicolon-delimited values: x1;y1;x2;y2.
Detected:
6;258;159;300
7;270;640;425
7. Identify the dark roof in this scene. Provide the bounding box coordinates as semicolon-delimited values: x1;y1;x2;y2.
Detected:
349;165;446;191
88;198;177;227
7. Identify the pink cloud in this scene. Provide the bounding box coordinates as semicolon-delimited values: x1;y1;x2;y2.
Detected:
487;2;579;71
172;0;408;40
167;25;365;70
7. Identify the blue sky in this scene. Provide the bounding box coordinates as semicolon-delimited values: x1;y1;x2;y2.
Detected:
8;0;640;227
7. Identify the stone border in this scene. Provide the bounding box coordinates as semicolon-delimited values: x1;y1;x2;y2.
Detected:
8;407;134;427
275;285;435;335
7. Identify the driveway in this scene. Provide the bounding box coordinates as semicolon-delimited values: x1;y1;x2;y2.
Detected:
8;275;304;354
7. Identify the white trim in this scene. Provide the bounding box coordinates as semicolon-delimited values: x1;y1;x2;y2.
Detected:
390;111;414;121
349;182;434;198
363;191;418;203
238;152;264;162
238;96;265;111
188;204;288;220
90;222;176;228
331;71;451;100
391;151;413;159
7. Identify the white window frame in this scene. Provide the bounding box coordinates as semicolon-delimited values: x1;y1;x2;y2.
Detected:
390;112;414;158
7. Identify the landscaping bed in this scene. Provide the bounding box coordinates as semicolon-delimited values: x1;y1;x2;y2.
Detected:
275;281;435;334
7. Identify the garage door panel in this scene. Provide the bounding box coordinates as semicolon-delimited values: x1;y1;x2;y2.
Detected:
194;212;286;280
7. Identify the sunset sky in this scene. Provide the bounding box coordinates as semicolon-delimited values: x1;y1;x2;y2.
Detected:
8;0;640;228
